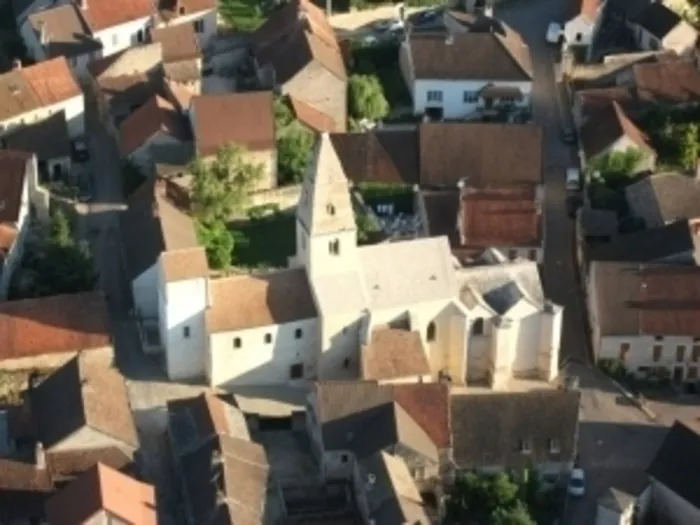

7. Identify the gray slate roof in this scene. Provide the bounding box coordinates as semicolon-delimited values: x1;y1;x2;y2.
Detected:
450;390;580;469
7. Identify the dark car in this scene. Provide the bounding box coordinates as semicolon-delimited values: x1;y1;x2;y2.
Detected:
561;127;577;145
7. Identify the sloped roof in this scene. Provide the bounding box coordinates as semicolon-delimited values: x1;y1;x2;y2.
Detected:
625;172;700;228
580;101;655;160
28;3;101;59
4;111;71;161
0;150;30;223
80;0;153;32
119;95;190;156
289;96;337;133
632;1;682;39
361;326;430;381
32;356;138;450
46;463;156;525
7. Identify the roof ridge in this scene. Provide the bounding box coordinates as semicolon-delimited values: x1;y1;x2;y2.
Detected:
493;29;532;80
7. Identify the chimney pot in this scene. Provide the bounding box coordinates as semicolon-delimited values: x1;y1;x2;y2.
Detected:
35;442;46;470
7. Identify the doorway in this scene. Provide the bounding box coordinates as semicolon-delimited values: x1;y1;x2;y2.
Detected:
425;106;443;121
673;366;684;385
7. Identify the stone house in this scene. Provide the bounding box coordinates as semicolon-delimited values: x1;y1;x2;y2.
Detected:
450;389;581;483
45;463;157;523
189;92;277;191
306;381;451;493
646;421;700;525
587;261;700;384
19;0;216;78
579;101;657;174
399;27;533;120
29;354;138;483
118;94;192;175
251;0;347;132
0;57;84;140
627;2;697;57
0;150;49;299
0;291;112;370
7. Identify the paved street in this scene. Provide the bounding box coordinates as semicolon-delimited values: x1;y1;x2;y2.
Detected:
496;1;668;523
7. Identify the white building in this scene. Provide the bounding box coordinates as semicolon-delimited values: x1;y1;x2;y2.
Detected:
0;151;50;299
588;261;700;385
19;0;216;78
0;57;84;139
563;0;606;61
399;28;533;120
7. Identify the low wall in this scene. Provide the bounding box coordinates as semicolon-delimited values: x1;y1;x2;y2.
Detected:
234;184;302;218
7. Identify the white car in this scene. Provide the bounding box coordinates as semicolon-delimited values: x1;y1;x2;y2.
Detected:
568;468;586;497
566;167;581;191
546;22;563;45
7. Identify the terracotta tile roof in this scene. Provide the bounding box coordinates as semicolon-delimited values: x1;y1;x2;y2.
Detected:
46;463;156;525
289;96;337;133
391;383;450;449
331;130;419;185
119;95;190;156
591;262;700;336
458;185;542;247
32;356;138;450
580;0;603;21
0;149;30;223
251;0;335;50
45;447;133;482
206;268;318;332
577;86;636;116
0;69;40;122
97;74;159;110
159;247;209;282
419;123;543;187
191;92;275;156
150;23;201;63
121;178;199;279
28;3;101;59
0;291;111;362
81;0;153;32
361;326;430;381
255;25;346;84
408;27;532;80
0;224;18;261
633;59;700;104
20;57;81;106
581;101;655;160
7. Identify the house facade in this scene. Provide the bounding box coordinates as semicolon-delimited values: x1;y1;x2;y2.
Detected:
588;262;700;385
563;0;606;61
399;29;533;120
0;58;84;139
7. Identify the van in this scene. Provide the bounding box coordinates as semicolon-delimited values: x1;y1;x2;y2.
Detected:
566;167;581;191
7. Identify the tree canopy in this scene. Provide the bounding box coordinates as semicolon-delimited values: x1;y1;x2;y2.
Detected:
189;144;264;224
277;123;314;185
348;73;389;122
196;219;234;270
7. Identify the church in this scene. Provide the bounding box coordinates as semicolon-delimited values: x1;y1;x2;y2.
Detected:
146;133;562;389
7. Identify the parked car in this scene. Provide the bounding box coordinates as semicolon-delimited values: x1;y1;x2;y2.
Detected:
566;167;581;191
566;194;583;218
546;22;563;45
568;468;586;497
72;140;89;162
561;127;577;145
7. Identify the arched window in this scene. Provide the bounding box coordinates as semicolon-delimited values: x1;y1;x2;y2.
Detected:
426;322;436;342
472;318;484;336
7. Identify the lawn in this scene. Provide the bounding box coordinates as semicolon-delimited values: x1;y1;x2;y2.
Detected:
350;42;411;109
230;212;296;269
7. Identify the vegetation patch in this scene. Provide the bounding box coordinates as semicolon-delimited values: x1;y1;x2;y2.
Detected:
350;42;411;111
230;212;296;269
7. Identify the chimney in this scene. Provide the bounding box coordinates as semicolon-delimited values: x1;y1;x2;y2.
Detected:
484;1;493;17
37;21;47;45
35;442;46;470
11;59;21;70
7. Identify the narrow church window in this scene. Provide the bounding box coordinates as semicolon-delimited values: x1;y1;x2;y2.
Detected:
264;333;272;344
290;363;303;379
426;322;436;342
295;328;303;339
233;337;242;349
183;326;190;338
472;318;484;335
327;203;335;215
329;239;340;255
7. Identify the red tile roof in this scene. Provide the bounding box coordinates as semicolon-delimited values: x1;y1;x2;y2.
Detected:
46;463;156;525
459;185;542;247
20;57;81;106
392;383;450;449
289;96;337;133
0;292;111;362
81;0;153;32
580;0;603;21
0;150;30;223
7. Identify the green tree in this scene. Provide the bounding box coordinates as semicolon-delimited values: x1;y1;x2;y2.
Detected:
679;123;700;170
49;209;72;247
196;219;234;269
348;74;389;121
491;502;536;525
218;0;263;32
274;96;294;129
277;123;314;185
189;144;264;223
588;148;644;189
